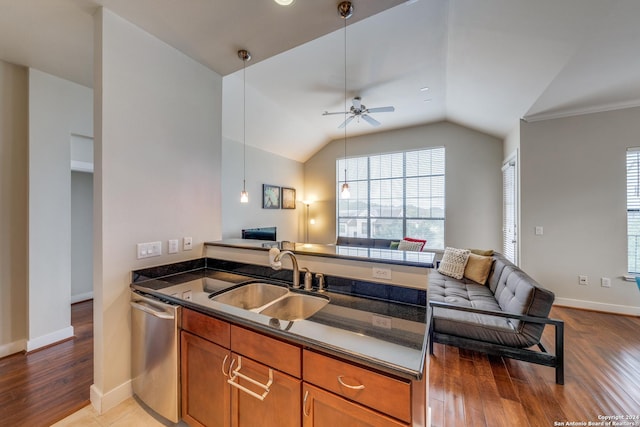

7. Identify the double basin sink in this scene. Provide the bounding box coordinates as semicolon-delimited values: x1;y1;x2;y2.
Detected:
211;282;329;321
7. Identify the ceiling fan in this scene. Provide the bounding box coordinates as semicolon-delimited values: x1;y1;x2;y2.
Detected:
323;96;395;128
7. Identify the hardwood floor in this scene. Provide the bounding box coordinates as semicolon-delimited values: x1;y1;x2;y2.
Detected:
0;300;93;427
429;306;640;427
1;301;639;427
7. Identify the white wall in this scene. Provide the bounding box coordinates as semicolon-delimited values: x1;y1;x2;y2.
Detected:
304;121;504;250
521;107;640;315
93;8;222;412
27;68;93;351
221;138;304;241
0;59;28;358
71;171;93;302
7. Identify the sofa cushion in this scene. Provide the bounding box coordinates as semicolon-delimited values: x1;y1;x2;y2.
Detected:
464;253;493;285
438;247;470;279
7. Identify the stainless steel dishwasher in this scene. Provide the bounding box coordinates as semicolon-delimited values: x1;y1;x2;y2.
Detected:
131;291;181;423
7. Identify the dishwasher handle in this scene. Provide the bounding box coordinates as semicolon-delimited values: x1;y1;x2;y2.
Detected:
130;297;176;320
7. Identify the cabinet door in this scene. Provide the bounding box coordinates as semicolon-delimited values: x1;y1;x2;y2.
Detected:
230;353;301;427
302;384;407;427
181;331;231;427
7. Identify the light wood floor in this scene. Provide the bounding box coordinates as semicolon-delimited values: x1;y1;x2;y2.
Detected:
2;301;640;427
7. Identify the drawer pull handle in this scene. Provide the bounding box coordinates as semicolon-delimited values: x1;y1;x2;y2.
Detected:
303;390;310;417
228;356;274;401
222;355;230;377
337;375;365;390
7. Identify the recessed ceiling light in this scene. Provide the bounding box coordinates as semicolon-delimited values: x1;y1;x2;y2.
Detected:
274;0;295;5
420;86;429;92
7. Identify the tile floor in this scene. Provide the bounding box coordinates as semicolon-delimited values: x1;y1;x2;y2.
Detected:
53;397;188;427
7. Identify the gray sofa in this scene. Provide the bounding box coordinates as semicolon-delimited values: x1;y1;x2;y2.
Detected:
428;252;564;384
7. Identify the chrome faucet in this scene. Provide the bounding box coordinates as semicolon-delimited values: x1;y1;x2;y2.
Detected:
273;250;300;289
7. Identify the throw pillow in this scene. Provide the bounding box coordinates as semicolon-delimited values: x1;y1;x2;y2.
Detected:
438;247;471;279
403;237;427;251
398;239;424;251
389;241;400;249
469;248;494;256
464;253;494;285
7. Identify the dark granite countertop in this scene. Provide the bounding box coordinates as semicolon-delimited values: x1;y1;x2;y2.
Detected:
131;258;428;380
205;239;435;268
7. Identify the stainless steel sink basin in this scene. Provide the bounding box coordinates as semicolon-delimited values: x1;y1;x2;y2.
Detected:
211;282;329;320
211;283;288;310
259;294;329;321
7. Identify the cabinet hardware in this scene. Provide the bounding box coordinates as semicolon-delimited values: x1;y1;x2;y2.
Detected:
228;356;274;401
222;355;230;377
337;375;365;390
303;390;310;417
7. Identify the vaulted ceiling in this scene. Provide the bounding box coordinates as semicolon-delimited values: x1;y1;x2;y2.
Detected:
2;0;639;162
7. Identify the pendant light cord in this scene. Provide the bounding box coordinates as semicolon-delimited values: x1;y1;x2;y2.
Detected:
343;11;348;185
243;58;247;191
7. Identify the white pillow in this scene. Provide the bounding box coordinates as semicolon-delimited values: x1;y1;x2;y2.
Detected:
438;247;471;279
397;240;424;251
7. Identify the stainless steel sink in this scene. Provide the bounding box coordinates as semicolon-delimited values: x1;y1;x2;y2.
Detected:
211;282;329;320
211;283;288;310
259;294;329;321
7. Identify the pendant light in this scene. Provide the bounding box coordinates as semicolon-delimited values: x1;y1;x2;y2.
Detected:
238;49;251;203
339;1;353;199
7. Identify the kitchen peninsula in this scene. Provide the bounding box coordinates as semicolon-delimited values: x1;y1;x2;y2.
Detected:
131;240;431;426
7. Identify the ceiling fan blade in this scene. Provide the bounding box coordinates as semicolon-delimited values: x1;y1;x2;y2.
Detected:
338;115;355;129
366;106;395;113
361;114;381;127
352;97;362;110
323;111;348;116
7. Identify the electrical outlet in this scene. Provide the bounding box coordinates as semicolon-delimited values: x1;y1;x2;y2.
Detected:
168;239;179;254
601;277;611;288
183;237;193;251
579;275;588;285
372;314;392;329
372;267;392;280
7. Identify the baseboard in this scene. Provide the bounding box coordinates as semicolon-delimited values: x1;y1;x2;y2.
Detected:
71;291;94;304
90;380;132;414
26;326;74;352
554;297;640;316
0;339;26;358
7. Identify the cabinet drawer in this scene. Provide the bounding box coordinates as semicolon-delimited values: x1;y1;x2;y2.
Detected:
182;308;230;347
303;350;411;423
231;325;301;378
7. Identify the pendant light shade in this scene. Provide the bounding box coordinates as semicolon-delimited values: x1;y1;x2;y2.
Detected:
239;49;251;203
339;1;352;199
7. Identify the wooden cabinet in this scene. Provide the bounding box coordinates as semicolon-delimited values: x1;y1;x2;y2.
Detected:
181;308;426;427
230;353;300;427
181;309;301;427
302;383;407;427
181;331;231;427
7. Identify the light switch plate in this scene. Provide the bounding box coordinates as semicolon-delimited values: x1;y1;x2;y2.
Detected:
168;239;179;254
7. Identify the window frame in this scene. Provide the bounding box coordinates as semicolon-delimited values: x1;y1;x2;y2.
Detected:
336;147;445;249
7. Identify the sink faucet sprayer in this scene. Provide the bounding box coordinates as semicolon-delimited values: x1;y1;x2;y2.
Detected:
269;248;300;289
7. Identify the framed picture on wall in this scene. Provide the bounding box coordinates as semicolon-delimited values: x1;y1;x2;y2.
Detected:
281;187;296;209
262;184;281;209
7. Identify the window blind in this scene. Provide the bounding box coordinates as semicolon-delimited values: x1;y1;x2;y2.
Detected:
502;159;517;264
337;147;445;249
626;148;640;273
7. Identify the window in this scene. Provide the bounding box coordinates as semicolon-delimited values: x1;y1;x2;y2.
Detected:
502;157;518;265
627;148;640;273
337;147;445;249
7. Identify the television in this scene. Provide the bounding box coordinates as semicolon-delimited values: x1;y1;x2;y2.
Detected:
241;226;277;241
